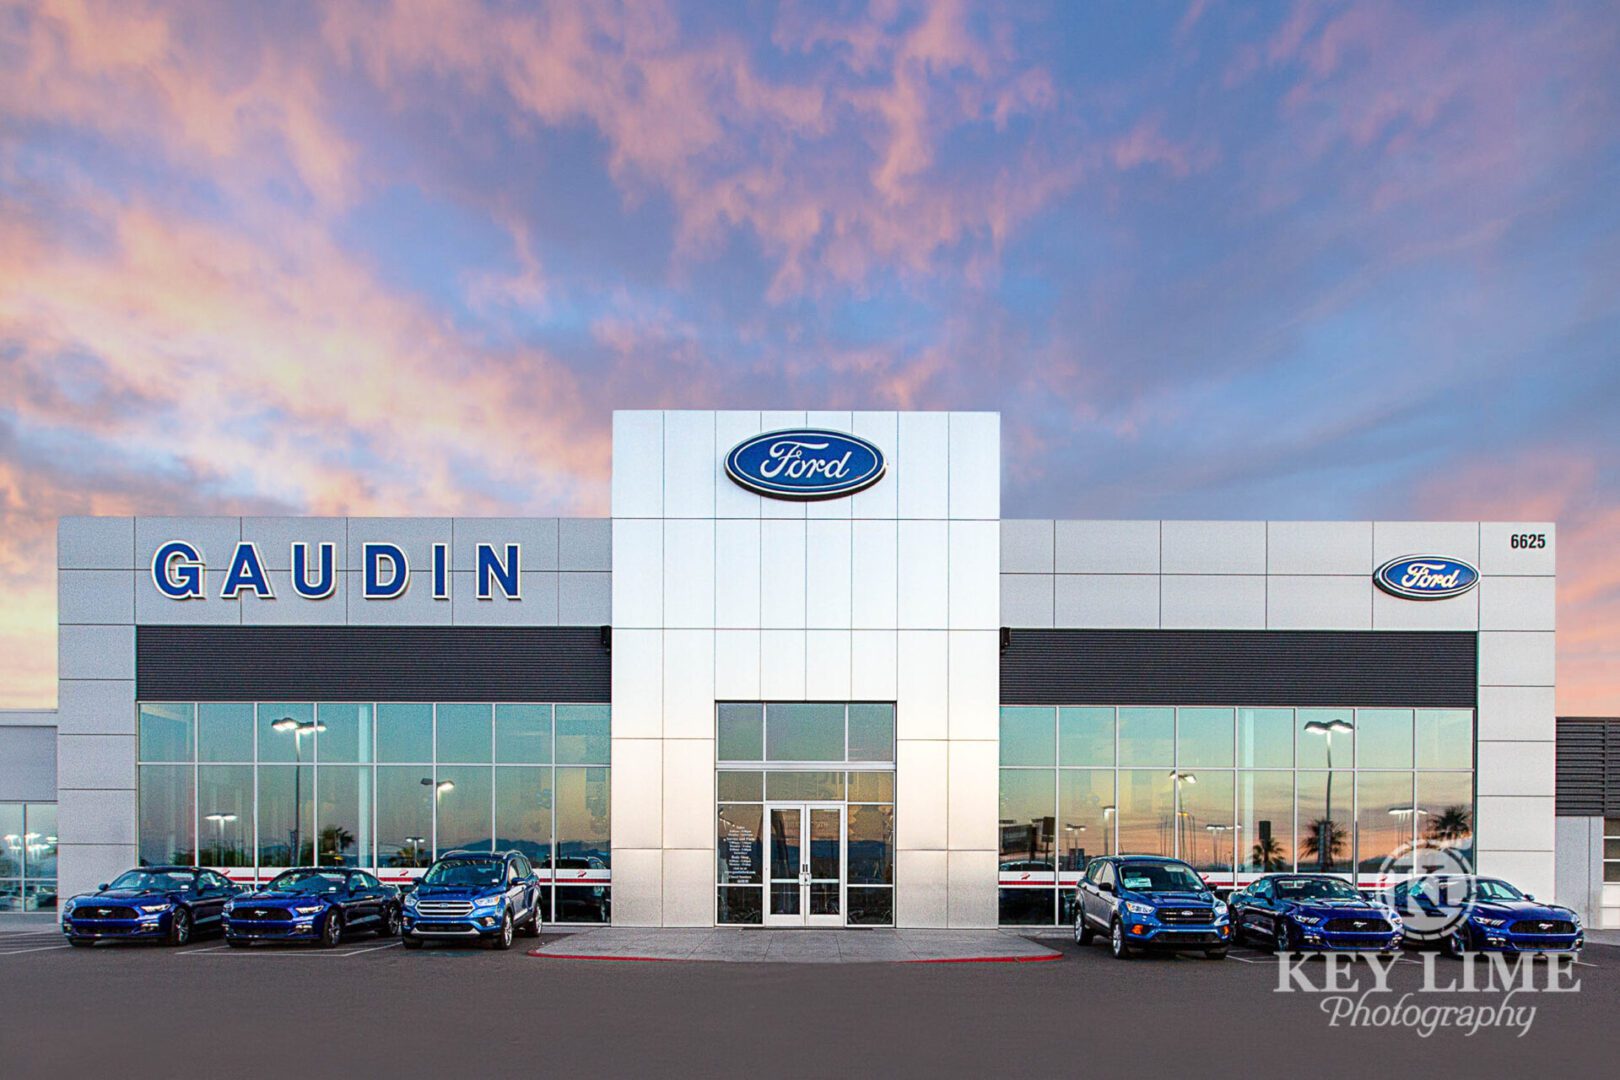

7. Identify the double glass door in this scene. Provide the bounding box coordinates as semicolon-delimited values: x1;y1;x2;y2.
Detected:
765;803;844;927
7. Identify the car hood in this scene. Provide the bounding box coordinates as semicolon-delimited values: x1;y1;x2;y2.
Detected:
1473;900;1573;922
232;892;336;907
410;885;504;903
1285;899;1391;920
1130;891;1216;906
78;889;179;905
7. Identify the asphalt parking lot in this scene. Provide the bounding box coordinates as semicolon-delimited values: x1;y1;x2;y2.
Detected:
2;925;1616;1078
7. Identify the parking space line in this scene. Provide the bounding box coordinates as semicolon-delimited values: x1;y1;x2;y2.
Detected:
0;944;70;956
183;940;403;958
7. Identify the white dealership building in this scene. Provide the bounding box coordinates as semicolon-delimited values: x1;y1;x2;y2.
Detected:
0;410;1571;928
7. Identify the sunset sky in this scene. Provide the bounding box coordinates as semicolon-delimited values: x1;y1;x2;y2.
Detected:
1;0;1616;711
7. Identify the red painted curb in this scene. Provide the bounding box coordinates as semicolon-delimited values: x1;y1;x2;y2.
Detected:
904;952;1062;964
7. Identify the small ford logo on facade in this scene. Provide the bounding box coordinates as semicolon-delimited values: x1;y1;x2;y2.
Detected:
724;429;886;500
1374;555;1480;601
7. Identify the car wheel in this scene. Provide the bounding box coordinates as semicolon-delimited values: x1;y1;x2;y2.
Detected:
1074;911;1093;946
519;908;542;938
1273;921;1291;954
1443;929;1468;960
166;908;192;947
401;933;423;950
319;912;343;949
68;937;93;948
1110;919;1132;960
382;905;402;938
490;911;514;951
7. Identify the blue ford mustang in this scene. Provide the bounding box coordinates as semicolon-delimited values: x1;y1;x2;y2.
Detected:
1229;874;1403;953
61;867;239;946
1392;874;1583;957
224;868;400;948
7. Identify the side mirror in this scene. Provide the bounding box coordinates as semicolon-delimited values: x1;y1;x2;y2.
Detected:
97;883;108;891
1098;881;1114;894
1524;893;1536;901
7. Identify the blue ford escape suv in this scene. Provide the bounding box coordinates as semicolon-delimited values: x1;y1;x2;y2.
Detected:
1073;855;1231;959
402;849;544;950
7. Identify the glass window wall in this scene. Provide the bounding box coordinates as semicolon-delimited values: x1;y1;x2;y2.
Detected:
135;701;610;923
998;704;1476;925
1;803;58;912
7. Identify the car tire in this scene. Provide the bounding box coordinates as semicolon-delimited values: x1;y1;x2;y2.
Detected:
1442;929;1468;960
166;908;192;947
382;905;402;938
1110;919;1132;960
1074;911;1093;947
68;937;93;948
519;908;542;938
1273;921;1292;954
319;912;343;949
401;933;423;950
490;911;514;951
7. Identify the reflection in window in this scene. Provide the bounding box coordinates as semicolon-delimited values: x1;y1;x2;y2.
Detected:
436;704;492;764
258;703;316;764
494;766;551;862
257;765;314;867
139;703;194;762
1238;709;1293;768
1001;707;1055;766
1118;708;1173;766
847;805;894;885
999;769;1054;869
556;705;610;765
1296;771;1351;873
1059;708;1113;766
1177;708;1234;768
317;703;373;764
376;767;433;868
1;803;57;911
766;703;846;761
376;703;433;763
496;705;552;764
1177;770;1234;872
1117;769;1174;856
1237;771;1293;873
1297;709;1354;769
198;765;252;866
316;765;371;867
138;764;194;866
1355;771;1416;878
1058;770;1114;870
435;765;493;854
197;703;253;762
847;705;896;761
1416;771;1474;869
1356;710;1413;768
1416;710;1473;769
717;703;764;762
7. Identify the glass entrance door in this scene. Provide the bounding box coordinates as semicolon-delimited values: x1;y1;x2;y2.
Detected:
764;803;844;927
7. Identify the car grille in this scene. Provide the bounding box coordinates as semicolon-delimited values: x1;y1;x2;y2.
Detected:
76;906;136;920
1158;908;1215;925
1325;918;1392;933
416;900;475;917
235;908;294;922
1511;920;1574;935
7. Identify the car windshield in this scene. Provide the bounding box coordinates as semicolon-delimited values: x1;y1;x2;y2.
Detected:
423;859;503;886
108;871;194;892
1470;879;1524;902
266;871;346;895
1273;877;1360;901
1118;863;1206;894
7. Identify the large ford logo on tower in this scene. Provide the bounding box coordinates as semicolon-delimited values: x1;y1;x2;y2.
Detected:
724;429;886;500
1374;555;1480;600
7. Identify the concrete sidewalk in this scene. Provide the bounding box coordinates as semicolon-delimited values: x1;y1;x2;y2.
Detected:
529;927;1062;964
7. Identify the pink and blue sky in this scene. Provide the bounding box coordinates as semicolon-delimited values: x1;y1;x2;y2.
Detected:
1;0;1616;710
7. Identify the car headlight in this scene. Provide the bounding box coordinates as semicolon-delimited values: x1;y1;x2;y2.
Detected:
61;898;78;915
139;904;171;914
293;905;324;916
1293;914;1321;925
1474;916;1507;927
403;893;418;908
1123;901;1155;916
1572;913;1582;928
473;895;504;910
223;901;235;913
1212;901;1228;917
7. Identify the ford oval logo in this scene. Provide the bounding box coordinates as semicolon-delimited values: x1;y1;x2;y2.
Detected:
1374;555;1480;600
724;429;886;500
